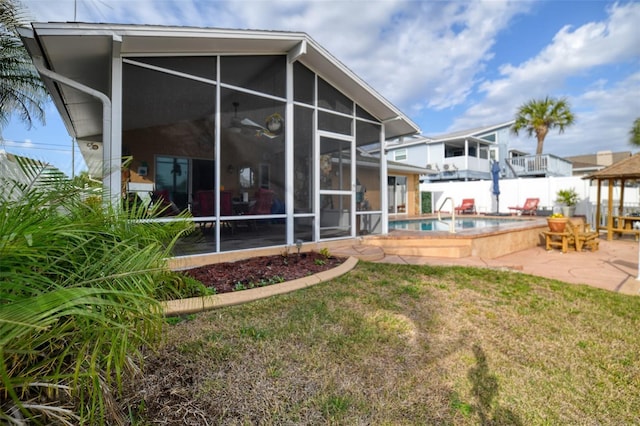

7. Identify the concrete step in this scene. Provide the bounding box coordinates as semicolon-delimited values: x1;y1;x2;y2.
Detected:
381;244;472;258
331;244;386;262
362;235;473;258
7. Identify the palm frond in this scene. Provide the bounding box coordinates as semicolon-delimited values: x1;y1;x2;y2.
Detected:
0;153;192;423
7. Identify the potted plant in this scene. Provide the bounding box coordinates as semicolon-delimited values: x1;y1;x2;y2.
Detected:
556;188;580;217
547;212;568;232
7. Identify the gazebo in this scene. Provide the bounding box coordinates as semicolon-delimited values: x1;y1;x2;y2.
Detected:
584;153;640;241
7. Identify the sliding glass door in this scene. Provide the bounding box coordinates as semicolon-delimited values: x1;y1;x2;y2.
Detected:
387;175;407;214
155;156;189;211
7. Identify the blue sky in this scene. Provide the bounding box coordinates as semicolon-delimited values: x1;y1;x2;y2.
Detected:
2;0;639;176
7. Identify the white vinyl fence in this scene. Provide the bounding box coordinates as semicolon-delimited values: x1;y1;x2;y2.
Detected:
421;176;640;227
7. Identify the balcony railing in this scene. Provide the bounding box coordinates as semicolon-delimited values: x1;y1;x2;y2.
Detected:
506;154;572;177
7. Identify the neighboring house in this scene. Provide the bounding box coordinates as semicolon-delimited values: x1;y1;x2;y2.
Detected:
369;121;573;182
19;22;423;257
565;150;633;177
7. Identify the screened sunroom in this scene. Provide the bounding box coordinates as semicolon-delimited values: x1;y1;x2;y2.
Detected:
19;23;420;257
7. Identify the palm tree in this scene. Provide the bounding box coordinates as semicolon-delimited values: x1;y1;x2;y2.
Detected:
630;117;640;147
511;96;576;155
0;0;48;131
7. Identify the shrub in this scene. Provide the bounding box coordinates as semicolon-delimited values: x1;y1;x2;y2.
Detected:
0;157;193;424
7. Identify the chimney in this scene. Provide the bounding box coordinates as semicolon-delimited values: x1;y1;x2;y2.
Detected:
596;150;613;166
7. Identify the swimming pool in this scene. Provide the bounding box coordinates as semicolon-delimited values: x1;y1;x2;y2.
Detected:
389;217;531;232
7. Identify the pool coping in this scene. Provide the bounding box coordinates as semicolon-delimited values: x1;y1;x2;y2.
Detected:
370;216;549;259
388;215;546;238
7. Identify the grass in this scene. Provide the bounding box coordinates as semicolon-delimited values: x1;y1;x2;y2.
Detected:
127;262;640;425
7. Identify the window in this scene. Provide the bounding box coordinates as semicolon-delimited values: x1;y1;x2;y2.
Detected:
394;149;407;161
239;166;254;189
480;133;496;142
318;110;352;135
318;77;352;114
132;56;216;80
220;56;286;98
294;62;314;105
294;105;314;213
444;144;464;158
259;163;270;189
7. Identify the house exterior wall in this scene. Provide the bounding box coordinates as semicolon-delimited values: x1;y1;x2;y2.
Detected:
384;123;526;183
408;144;430;168
409;173;421;215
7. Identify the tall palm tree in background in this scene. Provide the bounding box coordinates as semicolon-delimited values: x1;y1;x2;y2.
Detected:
511;96;576;155
0;0;48;131
630;117;640;147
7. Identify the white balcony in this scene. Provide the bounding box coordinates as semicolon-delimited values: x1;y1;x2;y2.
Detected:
506;154;572;177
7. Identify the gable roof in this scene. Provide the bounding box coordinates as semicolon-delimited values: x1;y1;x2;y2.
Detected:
427;120;515;141
371;120;515;153
18;22;420;147
584;153;640;179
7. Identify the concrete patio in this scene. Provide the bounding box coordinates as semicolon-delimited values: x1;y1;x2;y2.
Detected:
333;237;640;296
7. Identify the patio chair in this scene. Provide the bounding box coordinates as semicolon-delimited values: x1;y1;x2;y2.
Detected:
194;190;235;233
150;189;180;216
508;198;539;216
248;188;275;230
220;190;233;216
454;198;476;215
194;190;215;229
566;218;599;252
249;188;275;215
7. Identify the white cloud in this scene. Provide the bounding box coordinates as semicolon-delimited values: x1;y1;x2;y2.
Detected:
452;2;640;155
20;0;640;158
22;0;527;112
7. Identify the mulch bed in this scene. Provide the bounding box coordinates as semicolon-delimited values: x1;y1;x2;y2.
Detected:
183;251;346;294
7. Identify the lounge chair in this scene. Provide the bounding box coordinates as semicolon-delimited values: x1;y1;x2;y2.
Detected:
566;218;599;252
508;198;539;216
454;198;476;215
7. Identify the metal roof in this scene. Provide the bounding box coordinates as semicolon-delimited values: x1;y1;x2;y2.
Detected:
426;120;515;140
369;120;516;154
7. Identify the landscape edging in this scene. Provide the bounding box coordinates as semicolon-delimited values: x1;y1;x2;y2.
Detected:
162;256;359;316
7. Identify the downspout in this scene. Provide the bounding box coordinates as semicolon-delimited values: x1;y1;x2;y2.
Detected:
32;57;113;203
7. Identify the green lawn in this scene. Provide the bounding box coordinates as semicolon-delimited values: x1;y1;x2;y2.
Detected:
127;262;640;425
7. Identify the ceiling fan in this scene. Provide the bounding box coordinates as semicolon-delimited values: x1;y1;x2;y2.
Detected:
229;102;282;139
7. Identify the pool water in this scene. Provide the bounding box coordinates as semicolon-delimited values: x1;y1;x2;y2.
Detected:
390;217;527;232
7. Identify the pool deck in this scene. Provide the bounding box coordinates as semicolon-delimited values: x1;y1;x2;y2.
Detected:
332;235;640;296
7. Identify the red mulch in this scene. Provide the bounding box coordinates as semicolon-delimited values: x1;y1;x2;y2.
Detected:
183;252;346;294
